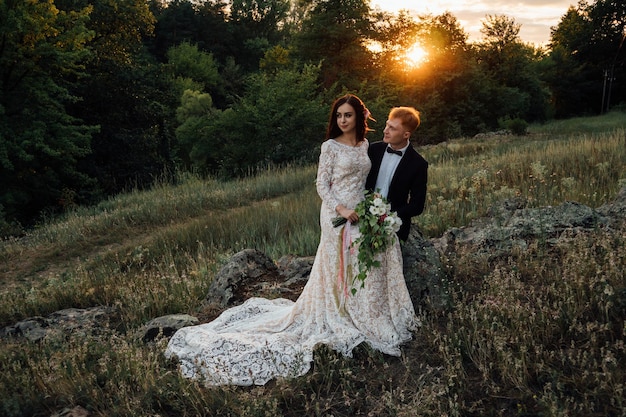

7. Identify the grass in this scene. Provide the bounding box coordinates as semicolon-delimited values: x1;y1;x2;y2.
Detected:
0;110;625;416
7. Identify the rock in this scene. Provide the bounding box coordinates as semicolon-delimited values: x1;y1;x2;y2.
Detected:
2;316;49;342
402;228;449;312
199;233;448;315
276;254;314;286
597;186;626;227
204;248;279;307
433;198;609;259
138;314;200;342
1;306;117;342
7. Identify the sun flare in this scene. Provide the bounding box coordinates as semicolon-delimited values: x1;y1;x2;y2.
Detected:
405;44;428;68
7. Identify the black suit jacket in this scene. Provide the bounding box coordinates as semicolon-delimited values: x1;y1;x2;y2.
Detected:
365;141;428;241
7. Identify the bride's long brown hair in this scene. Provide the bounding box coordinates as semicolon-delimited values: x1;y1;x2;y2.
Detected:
325;94;373;141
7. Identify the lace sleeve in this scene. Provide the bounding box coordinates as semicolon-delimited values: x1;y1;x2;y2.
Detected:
316;141;340;211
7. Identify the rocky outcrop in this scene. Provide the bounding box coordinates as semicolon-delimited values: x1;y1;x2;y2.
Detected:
433;199;608;259
137;314;200;342
402;228;448;311
1;306;118;342
597;186;626;227
3;187;624;343
202;249;313;309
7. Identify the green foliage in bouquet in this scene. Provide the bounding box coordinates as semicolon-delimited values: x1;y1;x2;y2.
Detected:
349;191;402;294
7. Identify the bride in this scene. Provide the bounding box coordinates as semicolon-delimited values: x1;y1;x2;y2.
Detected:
165;94;418;386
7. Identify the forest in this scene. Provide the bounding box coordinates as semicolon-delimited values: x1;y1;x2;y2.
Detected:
1;0;625;235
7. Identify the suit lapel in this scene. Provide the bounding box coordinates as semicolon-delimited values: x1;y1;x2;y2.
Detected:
369;143;386;182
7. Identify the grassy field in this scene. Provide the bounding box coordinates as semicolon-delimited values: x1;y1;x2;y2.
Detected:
1;111;625;416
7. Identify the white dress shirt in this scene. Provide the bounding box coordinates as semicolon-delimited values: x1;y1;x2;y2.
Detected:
374;142;409;198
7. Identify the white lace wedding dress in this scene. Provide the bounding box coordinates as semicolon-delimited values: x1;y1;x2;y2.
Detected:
165;139;418;386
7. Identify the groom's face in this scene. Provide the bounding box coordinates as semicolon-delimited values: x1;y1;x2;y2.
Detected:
383;118;410;150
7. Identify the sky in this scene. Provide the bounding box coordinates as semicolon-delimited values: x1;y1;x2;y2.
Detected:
371;0;578;45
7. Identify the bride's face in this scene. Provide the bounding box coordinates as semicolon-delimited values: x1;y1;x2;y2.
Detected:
336;103;356;135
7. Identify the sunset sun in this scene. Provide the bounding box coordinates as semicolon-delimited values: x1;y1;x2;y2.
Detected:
405;44;428;67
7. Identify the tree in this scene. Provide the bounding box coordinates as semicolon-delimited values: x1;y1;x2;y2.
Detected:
58;0;177;195
176;64;327;176
368;9;421;81
149;0;232;65
75;55;177;195
480;14;521;49
548;5;599;116
229;0;291;70
174;90;217;170
57;0;156;64
295;0;376;89
401;12;491;141
475;14;550;123
548;0;626;117
166;41;222;168
166;41;221;95
150;0;202;61
0;0;97;228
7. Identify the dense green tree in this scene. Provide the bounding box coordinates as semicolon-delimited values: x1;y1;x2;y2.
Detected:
584;0;625;103
76;55;177;195
230;0;290;41
400;12;493;141
150;0;201;60
546;6;598;117
0;0;97;227
475;14;550;123
176;64;327;176
368;9;420;80
57;0;155;64
260;45;293;74
150;0;232;64
548;0;626;117
150;0;284;103
174;90;217;169
58;0;177;195
229;0;290;70
295;0;376;89
166;41;222;167
195;0;232;62
166;41;221;95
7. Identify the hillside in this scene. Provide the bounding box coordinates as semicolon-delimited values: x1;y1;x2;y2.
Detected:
1;112;625;416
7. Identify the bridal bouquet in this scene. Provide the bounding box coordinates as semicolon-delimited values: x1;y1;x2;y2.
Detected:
333;191;402;293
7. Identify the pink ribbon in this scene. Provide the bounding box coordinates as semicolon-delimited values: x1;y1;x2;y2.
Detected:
337;221;352;309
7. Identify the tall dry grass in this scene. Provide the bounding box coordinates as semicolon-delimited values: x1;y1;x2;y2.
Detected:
0;111;625;416
418;125;625;236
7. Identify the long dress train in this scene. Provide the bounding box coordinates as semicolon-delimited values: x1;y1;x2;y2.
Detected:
164;139;418;386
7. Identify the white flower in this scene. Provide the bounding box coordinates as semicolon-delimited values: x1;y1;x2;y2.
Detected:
369;205;384;216
384;214;402;232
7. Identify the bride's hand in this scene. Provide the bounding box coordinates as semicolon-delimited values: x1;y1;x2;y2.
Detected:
336;205;358;223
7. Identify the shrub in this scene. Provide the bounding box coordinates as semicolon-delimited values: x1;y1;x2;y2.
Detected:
500;116;529;135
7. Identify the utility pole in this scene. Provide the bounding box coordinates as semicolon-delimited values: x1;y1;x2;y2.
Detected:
605;33;626;114
601;69;608;114
606;68;615;113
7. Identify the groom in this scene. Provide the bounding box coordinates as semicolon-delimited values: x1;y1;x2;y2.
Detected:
365;106;428;242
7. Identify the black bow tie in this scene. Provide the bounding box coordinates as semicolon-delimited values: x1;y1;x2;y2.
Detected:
386;147;403;156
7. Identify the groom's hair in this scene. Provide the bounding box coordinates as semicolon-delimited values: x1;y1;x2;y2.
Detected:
389;107;420;133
